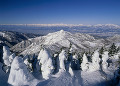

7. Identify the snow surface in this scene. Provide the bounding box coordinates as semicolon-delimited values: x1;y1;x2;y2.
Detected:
37;70;111;86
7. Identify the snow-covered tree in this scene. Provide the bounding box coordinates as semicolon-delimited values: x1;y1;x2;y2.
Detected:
89;50;100;72
3;46;11;66
109;43;117;56
58;49;67;71
81;53;89;71
99;47;104;58
9;53;15;64
24;55;33;72
38;48;54;80
92;50;100;66
68;43;73;60
8;56;37;86
2;46;16;73
53;53;59;73
71;53;80;70
102;51;109;69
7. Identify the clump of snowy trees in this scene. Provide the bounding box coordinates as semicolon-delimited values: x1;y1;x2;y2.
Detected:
2;43;120;73
81;50;101;72
2;46;38;86
2;42;120;85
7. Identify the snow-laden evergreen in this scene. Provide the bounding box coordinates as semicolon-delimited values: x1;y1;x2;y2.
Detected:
38;48;54;80
24;57;33;72
24;55;29;65
102;51;109;69
72;53;78;59
89;50;100;72
9;53;15;64
3;46;11;66
8;56;38;86
81;53;89;71
58;49;67;71
71;53;80;70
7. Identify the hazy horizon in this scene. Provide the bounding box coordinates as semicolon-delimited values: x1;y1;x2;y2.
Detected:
0;23;120;26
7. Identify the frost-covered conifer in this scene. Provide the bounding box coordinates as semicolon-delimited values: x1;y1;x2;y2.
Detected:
38;48;54;79
89;50;100;72
81;53;89;71
9;53;15;64
58;49;67;71
8;56;37;86
102;51;109;69
3;46;11;66
24;55;33;72
71;53;80;70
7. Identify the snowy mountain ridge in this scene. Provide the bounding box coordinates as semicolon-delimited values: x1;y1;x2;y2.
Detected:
11;30;103;56
0;31;40;47
11;30;120;56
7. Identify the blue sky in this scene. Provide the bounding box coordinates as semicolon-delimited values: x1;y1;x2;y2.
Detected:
0;0;120;25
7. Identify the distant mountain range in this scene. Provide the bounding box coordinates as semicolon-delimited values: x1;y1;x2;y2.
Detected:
0;24;120;37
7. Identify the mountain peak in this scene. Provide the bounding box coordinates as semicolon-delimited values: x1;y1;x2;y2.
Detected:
47;30;70;37
59;29;64;33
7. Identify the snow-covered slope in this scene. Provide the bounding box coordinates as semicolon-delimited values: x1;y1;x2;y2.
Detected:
11;30;104;56
0;31;39;47
107;34;120;43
